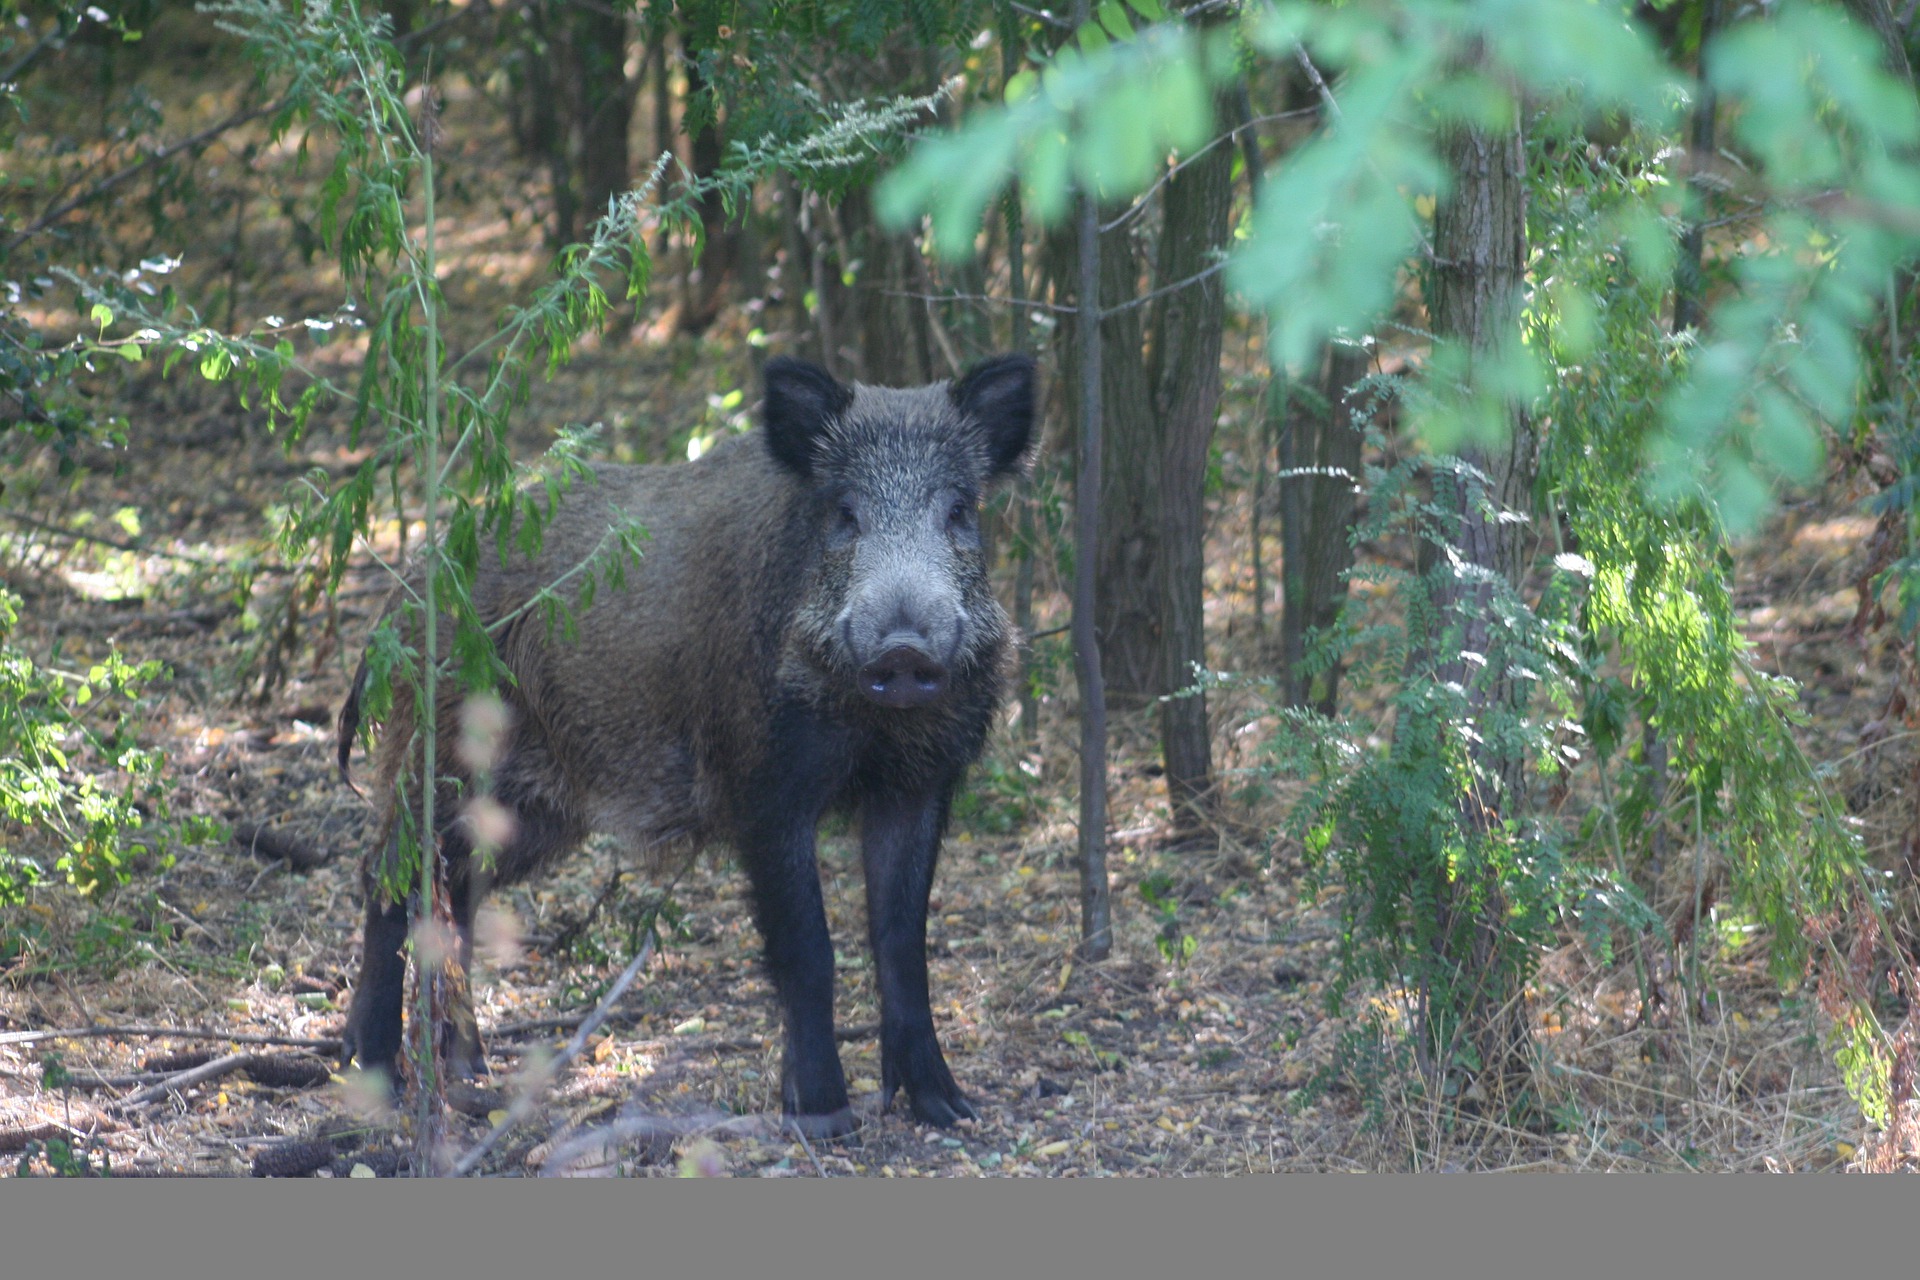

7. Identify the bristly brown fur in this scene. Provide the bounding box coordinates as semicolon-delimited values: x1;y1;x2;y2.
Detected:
337;354;1036;1132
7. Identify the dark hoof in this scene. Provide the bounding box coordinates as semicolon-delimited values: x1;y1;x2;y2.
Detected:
883;1028;977;1129
783;1107;859;1143
907;1084;978;1129
338;1031;398;1092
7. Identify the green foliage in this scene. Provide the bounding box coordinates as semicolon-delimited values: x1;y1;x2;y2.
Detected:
0;588;220;904
1259;436;1589;1082
952;746;1045;837
879;9;1217;254
878;0;1916;1117
1136;870;1197;970
1531;122;1867;990
13;1137;112;1178
883;0;1920;535
1650;3;1920;530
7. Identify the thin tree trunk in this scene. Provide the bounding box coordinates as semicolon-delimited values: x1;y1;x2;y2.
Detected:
650;36;672;262
1281;340;1369;714
678;61;738;334
519;3;574;248
1091;217;1162;701
1411;110;1536;1086
571;1;634;239
1673;0;1721;333
1843;0;1915;80
1071;7;1110;963
1005;129;1040;746
1045;213;1158;701
1233;81;1272;640
1149;99;1235;832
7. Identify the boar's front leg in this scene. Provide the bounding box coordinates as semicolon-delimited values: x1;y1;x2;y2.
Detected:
862;785;977;1128
740;814;855;1139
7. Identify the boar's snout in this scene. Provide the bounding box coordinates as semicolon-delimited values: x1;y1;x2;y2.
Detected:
859;634;950;708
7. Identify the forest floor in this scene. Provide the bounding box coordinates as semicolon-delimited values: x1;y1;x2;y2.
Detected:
3;51;1914;1177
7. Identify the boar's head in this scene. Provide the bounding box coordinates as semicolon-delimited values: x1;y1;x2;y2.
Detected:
763;354;1036;710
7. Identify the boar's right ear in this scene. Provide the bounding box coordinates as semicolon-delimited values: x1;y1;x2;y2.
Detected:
951;353;1036;479
762;356;853;479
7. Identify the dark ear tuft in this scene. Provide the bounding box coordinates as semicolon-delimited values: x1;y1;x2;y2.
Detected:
950;353;1036;478
762;357;853;479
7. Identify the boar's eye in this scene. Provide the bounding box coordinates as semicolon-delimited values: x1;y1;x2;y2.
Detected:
947;497;975;530
837;499;862;535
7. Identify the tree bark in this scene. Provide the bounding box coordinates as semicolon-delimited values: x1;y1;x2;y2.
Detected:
1085;228;1160;704
678;60;739;334
1064;0;1113;961
1073;118;1112;964
1049;217;1159;701
571;1;635;240
1409;112;1537;1085
1004;43;1040;745
843;190;934;386
1279;341;1370;713
1672;0;1720;333
1842;0;1915;81
1149;107;1235;831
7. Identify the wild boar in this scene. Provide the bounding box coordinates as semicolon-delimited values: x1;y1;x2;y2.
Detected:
337;353;1036;1135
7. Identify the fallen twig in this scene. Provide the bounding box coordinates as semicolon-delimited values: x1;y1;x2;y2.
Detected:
0;1118;118;1154
0;1066;169;1090
451;930;659;1177
108;1051;331;1109
0;1025;341;1052
231;821;335;872
490;1015;876;1052
115;1051;257;1108
789;1121;830;1177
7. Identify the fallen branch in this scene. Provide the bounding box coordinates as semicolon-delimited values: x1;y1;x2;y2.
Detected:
250;1137;338;1178
3;99;285;256
0;1118;118;1154
107;1050;331;1109
0;1066;169;1090
114;1051;256;1108
231;821;335;872
0;1025;341;1052
489;1014;877;1055
451;930;658;1177
0;509;230;568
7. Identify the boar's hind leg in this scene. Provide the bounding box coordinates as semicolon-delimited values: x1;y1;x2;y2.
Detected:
439;791;582;1080
862;786;977;1128
440;848;488;1080
342;820;498;1087
341;832;412;1086
342;827;483;1087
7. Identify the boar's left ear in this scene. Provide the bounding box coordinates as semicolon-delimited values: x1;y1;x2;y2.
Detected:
951;353;1036;479
762;356;853;479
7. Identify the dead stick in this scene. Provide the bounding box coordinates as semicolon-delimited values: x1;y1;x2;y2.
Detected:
490;1017;877;1051
0;1067;172;1089
116;1051;256;1109
0;1025;340;1052
232;822;334;872
0;1119;115;1154
451;931;658;1177
789;1121;830;1177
